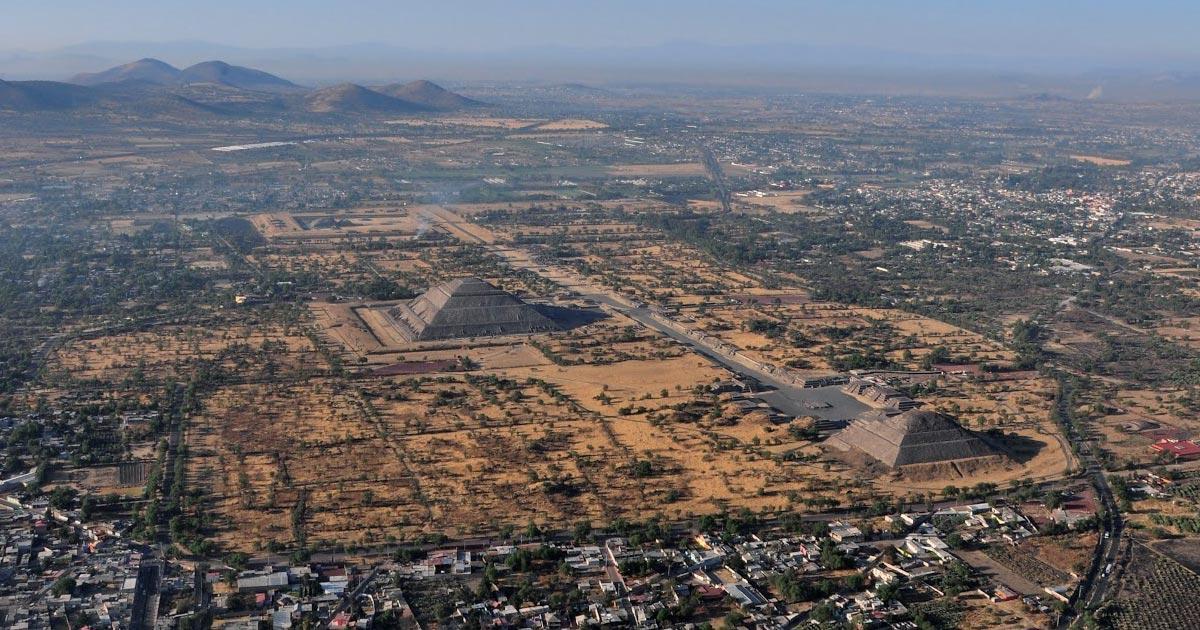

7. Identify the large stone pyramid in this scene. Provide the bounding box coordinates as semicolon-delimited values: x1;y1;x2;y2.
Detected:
827;408;1002;468
388;277;560;341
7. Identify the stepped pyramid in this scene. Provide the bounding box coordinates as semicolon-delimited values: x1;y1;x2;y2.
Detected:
827;408;1002;468
388;277;560;341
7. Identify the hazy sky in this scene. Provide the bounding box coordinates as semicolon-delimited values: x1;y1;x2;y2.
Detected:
3;0;1199;63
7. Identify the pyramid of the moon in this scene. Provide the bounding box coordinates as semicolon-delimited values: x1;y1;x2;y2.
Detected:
827;408;1002;468
388;277;560;341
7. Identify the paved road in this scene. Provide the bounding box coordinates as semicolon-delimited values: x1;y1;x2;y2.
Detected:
321;566;381;629
1052;297;1129;624
1048;378;1123;628
193;562;211;613
1078;461;1124;611
701;146;732;213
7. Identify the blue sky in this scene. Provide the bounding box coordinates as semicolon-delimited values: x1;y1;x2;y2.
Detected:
4;0;1198;64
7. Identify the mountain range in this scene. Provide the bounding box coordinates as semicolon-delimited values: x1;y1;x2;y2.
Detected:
0;57;483;115
6;40;1200;101
70;58;304;93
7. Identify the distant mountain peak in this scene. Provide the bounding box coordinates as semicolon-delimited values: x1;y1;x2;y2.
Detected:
557;82;606;92
177;60;300;92
374;79;483;111
69;58;181;86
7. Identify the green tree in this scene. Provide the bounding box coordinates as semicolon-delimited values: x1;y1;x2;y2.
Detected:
52;577;77;596
573;519;592;543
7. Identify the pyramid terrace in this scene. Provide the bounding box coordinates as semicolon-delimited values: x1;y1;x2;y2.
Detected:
387;277;561;341
827;408;1005;469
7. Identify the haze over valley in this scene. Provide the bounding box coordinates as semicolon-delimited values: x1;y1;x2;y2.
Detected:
3;3;1200;630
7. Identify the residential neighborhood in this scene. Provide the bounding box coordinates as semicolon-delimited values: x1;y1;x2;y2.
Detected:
1;484;1099;629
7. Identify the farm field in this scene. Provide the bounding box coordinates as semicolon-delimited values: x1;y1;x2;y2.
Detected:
1104;543;1200;629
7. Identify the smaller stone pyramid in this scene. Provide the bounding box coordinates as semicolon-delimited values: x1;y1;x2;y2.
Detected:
388;277;560;341
827;408;1002;468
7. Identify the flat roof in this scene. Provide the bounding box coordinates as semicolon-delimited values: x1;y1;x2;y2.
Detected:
1152;440;1200;456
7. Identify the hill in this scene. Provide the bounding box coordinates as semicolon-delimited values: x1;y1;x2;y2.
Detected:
555;82;609;94
69;58;180;86
0;79;102;111
375;80;482;111
304;83;432;114
177;61;300;92
69;58;299;92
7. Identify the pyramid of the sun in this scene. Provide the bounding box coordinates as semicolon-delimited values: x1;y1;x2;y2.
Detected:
388;277;559;341
827;408;1002;468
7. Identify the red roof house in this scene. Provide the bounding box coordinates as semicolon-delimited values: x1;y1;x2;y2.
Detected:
1151;439;1200;460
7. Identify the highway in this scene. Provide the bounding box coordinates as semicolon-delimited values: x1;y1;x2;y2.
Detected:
1051;378;1124;628
701;146;733;213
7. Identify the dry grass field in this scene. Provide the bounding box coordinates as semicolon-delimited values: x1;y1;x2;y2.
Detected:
471;201;1072;487
185;333;862;550
1069;154;1132;166
957;595;1053;629
384;116;542;129
1085;385;1197;467
51;322;319;384
533;119;608;131
606;163;708;177
70;192;1070;552
736;190;814;213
